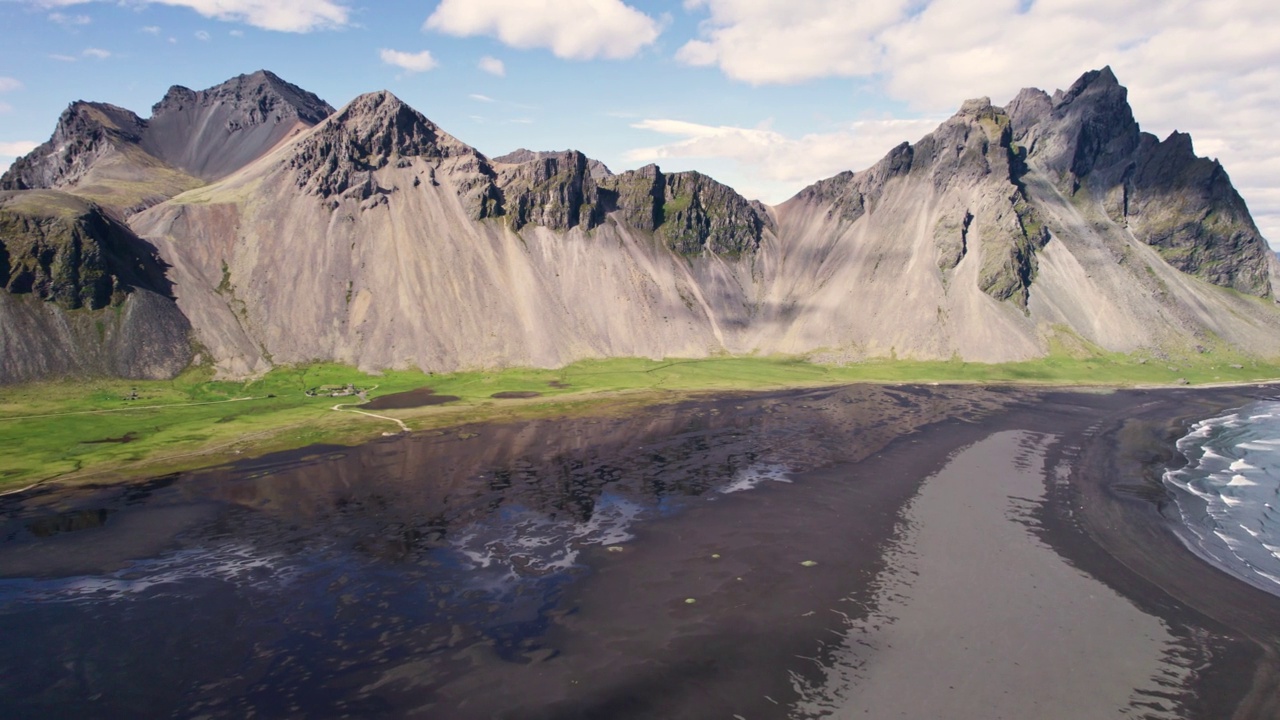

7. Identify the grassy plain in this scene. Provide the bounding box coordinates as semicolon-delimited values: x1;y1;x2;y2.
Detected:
2;353;1278;492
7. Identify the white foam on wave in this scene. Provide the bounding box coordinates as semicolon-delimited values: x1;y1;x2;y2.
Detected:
1227;474;1258;487
449;492;645;591
1164;400;1280;596
1;542;300;605
718;463;792;494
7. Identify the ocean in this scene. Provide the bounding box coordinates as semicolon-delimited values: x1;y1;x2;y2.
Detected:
1164;400;1280;596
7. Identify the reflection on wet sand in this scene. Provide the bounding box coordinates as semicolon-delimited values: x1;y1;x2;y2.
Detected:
2;384;1278;718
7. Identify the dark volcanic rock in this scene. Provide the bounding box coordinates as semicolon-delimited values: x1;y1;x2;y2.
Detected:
142;70;334;181
795;97;1048;307
0;190;191;382
599;165;771;256
290;91;501;218
496;149;612;181
0;191;172;310
0;103;146;191
492;151;768;255
1;70;333;217
494;150;606;232
1010;66;1272;297
1126;132;1272;295
654;171;770;256
796;142;914;224
1011;67;1142;191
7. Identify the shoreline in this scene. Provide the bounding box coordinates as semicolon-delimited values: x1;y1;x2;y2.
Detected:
4;351;1280;494
6;374;1280;498
1035;386;1280;719
2;384;1280;717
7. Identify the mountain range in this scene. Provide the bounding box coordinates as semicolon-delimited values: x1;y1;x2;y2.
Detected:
2;67;1277;383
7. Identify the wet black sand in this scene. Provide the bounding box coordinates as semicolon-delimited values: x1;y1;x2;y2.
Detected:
1;384;1279;718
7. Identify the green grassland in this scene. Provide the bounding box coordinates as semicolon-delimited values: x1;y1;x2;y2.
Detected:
2;352;1278;492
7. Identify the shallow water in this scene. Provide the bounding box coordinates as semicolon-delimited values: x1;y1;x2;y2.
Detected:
2;385;1020;718
1164;400;1280;596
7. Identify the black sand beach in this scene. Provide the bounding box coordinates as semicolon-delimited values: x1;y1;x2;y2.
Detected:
1;384;1279;718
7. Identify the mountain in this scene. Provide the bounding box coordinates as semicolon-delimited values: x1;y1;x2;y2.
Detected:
2;68;1278;382
1;70;333;215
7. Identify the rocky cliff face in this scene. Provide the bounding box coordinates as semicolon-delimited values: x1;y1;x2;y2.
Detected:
1;103;147;192
493;150;606;232
289;91;500;219
1009;67;1271;297
600;166;772;256
489;150;770;255
795;98;1048;307
4;68;1279;383
0;191;170;309
0;191;191;382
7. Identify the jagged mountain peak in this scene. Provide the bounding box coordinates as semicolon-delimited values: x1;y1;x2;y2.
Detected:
142;70;335;181
323;90;454;149
0;101;147;192
319;90;477;159
151;69;333;127
287;90;496;208
1056;65;1121;104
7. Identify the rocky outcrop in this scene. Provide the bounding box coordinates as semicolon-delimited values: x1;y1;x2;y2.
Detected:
288;91;501;219
1;70;333;217
795;142;913;224
493;150;606;232
1009;66;1272;297
0;103;147;192
490;150;768;254
794;97;1049;307
496;149;612;181
0;191;172;309
1124;132;1272;296
600;166;771;256
0;190;191;382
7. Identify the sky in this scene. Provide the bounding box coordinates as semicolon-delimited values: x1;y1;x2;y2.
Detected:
1;0;1278;245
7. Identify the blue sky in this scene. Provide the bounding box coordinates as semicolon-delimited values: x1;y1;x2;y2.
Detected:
1;0;1278;244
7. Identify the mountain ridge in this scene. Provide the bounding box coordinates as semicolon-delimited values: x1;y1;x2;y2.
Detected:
2;67;1278;382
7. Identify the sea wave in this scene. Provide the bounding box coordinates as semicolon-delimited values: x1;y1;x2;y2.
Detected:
1163;401;1280;596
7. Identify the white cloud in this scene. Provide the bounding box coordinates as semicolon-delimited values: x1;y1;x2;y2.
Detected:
678;0;912;84
82;47;110;59
478;55;505;76
144;0;349;32
48;12;91;25
379;48;438;73
49;53;77;62
626;116;942;202
0;77;22;93
425;0;661;60
229;29;244;37
469;94;495;102
677;0;1280;240
140;25;161;34
195;29;210;40
0;103;12;115
0;141;39;158
30;0;350;32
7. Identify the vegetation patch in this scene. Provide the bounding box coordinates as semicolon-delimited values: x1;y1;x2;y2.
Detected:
2;354;1278;492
